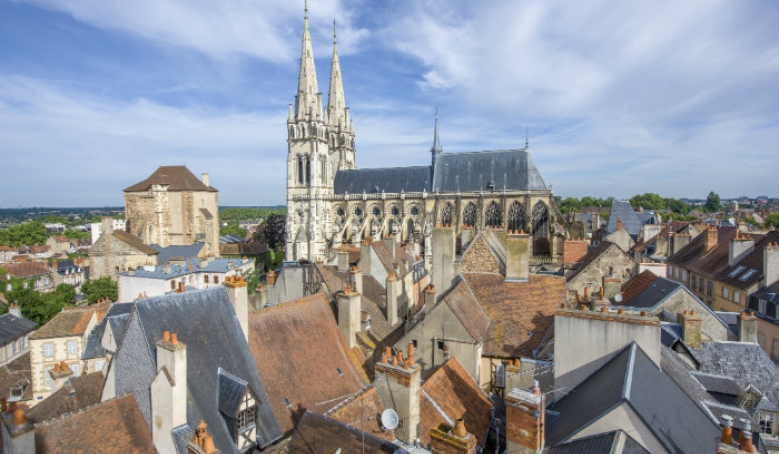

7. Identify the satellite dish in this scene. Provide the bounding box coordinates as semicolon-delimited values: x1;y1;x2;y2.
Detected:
381;409;399;430
614;294;623;303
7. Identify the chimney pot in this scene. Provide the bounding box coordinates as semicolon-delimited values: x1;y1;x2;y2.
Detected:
12;408;26;426
453;418;467;438
618;308;625;315
720;414;734;445
163;331;170;342
171;333;178;345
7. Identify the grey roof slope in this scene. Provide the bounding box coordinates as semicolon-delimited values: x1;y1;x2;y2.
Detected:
549;430;650;454
605;201;655;237
82;302;133;360
333;166;431;194
151;243;205;264
433;148;547;192
621;277;682;309
548;343;720;453
0;313;36;345
111;286;282;453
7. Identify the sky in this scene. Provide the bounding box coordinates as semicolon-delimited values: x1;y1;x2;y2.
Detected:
0;0;777;207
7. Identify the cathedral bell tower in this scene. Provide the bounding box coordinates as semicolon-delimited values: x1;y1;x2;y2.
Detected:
285;5;355;262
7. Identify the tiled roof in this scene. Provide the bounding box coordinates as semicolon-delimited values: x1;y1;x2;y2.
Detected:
565;241;625;283
432;148;547;192
419;358;493;447
326;386;395;442
81;302;133;360
30;308;94;340
111;230;159;255
334;166;431;194
438;278;490;343
0;313;37;345
3;261;51;279
667;226;740;279
151;243;205;264
123;165;217;192
605;201;656;237
621;276;682;309
714;230;779;290
119;257;251;280
462;273;565;358
460;229;506;274
247;292;368;434
620;270;658;304
27;372;106;423
33;394;156;454
0;352;32;402
286;410;408;453
549;430;650;454
548;343;720;453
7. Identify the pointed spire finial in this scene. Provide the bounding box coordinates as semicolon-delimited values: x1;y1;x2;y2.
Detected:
431;107;442;154
333;19;337;44
304;0;308;19
525;126;529;148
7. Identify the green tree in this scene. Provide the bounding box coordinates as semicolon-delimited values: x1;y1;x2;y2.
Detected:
63;229;90;240
0;221;48;247
629;193;665;211
765;213;779;229
705;191;721;213
81;277;118;303
219;224;247;238
264;250;285;271
664;198;691;215
256;214;287;252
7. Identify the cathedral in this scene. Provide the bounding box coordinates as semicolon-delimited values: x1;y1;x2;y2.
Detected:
285;9;561;263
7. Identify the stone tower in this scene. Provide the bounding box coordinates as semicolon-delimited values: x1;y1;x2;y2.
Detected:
285;6;355;261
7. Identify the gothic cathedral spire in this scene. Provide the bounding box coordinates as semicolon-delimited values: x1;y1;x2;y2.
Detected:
295;2;321;121
327;21;347;128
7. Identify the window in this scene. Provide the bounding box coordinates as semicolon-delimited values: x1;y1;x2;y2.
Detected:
67;340;77;355
170;280;176;290
204;275;209;284
682;270;688;281
707;281;713;296
734;291;741;304
485;202;502;228
773;340;779;363
759;412;775;434
760;299;767;314
437;341;445;350
462;203;476;227
94;359;105;372
69;363;79;376
43;343;53;357
722;287;729;299
740;269;758;281
44;367;53;387
214;276;219;285
729;266;746;278
237;405;257;431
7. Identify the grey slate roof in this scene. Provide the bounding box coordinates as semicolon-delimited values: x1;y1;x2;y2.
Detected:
605;201;657;237
692;341;779;412
81;302;133;360
151;243;205;264
549;430;650;454
621;277;682;308
119;257;250;280
0;313;36;346
110;286;283;453
548;342;720;453
332;148;548;194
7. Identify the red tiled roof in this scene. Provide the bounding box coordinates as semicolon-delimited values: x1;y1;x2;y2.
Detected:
286;410;401;453
33;394;155;454
621;270;659;304
123;165;217;193
111;230;158;255
248;293;368;434
3;261;51;279
463;273;565;358
440;279;490;343
27;372;106;424
0;352;33;402
419;358;493;447
30;308;95;340
715;230;779;289
326;386;395;442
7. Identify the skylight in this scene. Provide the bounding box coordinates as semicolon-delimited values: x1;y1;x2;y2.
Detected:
729;266;746;278
739;269;758;281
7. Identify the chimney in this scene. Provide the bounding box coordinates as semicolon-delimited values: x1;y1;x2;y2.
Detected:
671;233;691;256
224;276;249;342
359;240;372;276
101;216;114;237
737;418;756;453
256;284;267;310
201;173;209;187
1;407;34;454
678;309;702;350
7;304;21;319
602;277;621;301
729;232;755;266
386;273;400;326
48;361;74;392
349;265;363;295
505;381;546;453
431;225;456;293
591;212;601;231
337;250;349;272
764;242;779;288
505;231;530;282
187;419;221;454
616;218;624;231
266;269;277;286
383;235;396;260
720;415;733;446
738;310;757;343
705;226;718;252
151;331;188;454
374;345;420;445
337;288;361;349
429;419;477;454
424;284;437;309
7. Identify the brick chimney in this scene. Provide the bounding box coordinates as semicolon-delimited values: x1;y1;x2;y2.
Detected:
563;238;588;266
48;361;74;392
729;231;755;266
615;218;624;231
678;310;702;350
374;345;421;445
764;242;779;288
505;381;546;453
349;265;363;295
337;287;361;349
738;310;757;343
386;273;402;326
505;231;530;282
431;225;456;293
424;284;437;309
337;250;349;272
266;269;277;286
224;276;249;342
1;407;34;454
187;419;221;454
151;331;188;454
705;226;718;252
430;419;477;454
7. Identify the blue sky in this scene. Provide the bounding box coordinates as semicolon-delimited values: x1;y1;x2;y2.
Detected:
1;0;777;207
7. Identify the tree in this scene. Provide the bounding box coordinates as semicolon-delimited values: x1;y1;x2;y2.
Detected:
629;193;665;211
256;214;287;252
765;213;779;229
705;191;721;213
664;198;691;215
219;224;247;238
0;221;48;247
81;277;118;304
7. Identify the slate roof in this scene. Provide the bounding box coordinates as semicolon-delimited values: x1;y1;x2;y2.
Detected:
0;352;32;402
621;276;683;308
549;430;650;454
0;313;36;345
463;273;563;358
605;201;645;237
124;165;217;192
82;302;133;360
286;410;408;454
334;165;431;195
151;243;205;264
30;308;94;340
27;372;106;423
2;261;51;279
620;270;658;303
119;257;251;280
692;341;779;412
437;278;490;343
33;394;156;454
419;358;493;447
247;292;368;434
548;343;720;453
110;286;282;452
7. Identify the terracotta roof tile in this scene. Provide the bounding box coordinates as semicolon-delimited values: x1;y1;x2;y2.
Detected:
123;165;217;193
714;230;779;289
326;386;395;442
287;410;404;453
463;273;565;358
0;352;33;402
30;308;95;340
440;279;490;343
33;394;156;454
419;358;493;447
26;372;106;424
248;293;368;434
2;261;51;279
111;230;159;255
621;270;659;304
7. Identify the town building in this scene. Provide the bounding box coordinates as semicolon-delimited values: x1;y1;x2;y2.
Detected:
89;217;158;281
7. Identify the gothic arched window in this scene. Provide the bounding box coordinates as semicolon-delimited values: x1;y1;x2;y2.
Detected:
485;202;502;228
441;203;453;226
305;158;311;186
508;201;525;232
297;156;304;185
463;202;476;227
532;202;549;238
